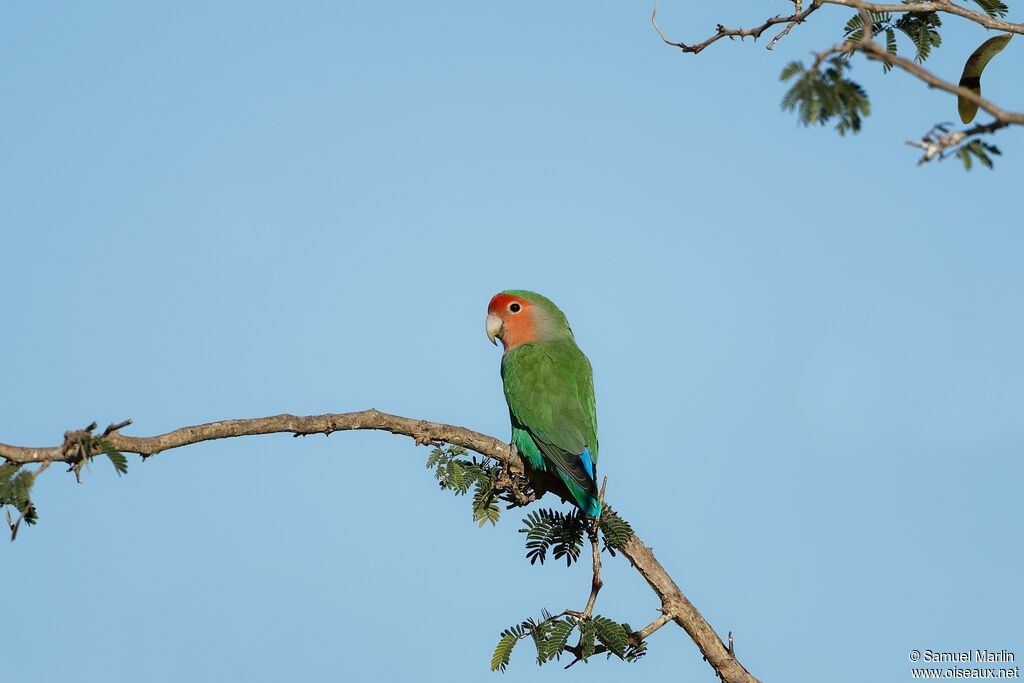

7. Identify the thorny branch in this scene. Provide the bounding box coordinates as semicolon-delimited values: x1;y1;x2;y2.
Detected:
653;0;1024;163
652;0;821;53
1;411;759;683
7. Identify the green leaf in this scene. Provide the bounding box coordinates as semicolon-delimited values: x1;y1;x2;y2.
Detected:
425;446;444;469
780;57;870;135
593;616;629;659
94;438;128;475
491;632;518;672
472;480;501;527
598;507;633;555
426;445;505;526
883;28;897;72
842;10;892;43
540;619;576;663
625;636;648;662
779;60;804;82
956;139;1001;170
551;521;584;566
1;463;38;540
579;618;596;661
520;509;554;564
894;11;942;63
970;0;1009;18
448;461;464;491
519;508;586;566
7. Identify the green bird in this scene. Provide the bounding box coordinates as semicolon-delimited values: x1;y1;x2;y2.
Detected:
485;290;600;517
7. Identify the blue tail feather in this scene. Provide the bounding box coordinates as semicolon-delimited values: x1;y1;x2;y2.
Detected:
579;447;596;481
568;447;601;517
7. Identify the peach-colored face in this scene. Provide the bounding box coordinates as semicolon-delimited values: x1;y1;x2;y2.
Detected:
487;293;539;350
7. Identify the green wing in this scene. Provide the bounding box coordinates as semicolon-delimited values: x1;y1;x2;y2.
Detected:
501;339;599;501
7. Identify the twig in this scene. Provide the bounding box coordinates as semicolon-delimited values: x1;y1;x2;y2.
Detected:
768;0;813;50
636;612;674;640
652;0;820;54
906;120;1008;163
580;477;608;620
101;419;133;438
31;461;51;480
565;610;675;664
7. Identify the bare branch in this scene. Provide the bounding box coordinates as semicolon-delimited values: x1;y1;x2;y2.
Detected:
906;119;1008;163
652;0;820;54
636;612;674;640
1;411;760;682
580;478;608;620
0;410;514;466
653;0;1023;56
768;0;813;50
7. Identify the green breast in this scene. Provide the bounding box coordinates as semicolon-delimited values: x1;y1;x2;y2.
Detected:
500;339;598;462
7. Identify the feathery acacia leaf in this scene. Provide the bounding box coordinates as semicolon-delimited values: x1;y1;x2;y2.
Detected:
472;480;501;527
970;0;1009;18
625;635;649;662
843;10;892;43
593;616;629;659
841;9;940;71
779;60;804;82
579;618;596;661
598;507;633;556
519;508;585;566
427;444;503;524
884;28;898;72
94;438;128;475
540;619;576;663
780;58;870;135
1;463;38;540
957;139;1001;170
894;11;942;63
491;629;521;672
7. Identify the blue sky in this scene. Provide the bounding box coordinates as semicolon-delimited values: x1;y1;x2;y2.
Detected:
2;3;1022;682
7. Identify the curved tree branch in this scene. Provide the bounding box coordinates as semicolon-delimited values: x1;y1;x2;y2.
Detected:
819;0;1024;35
1;410;758;683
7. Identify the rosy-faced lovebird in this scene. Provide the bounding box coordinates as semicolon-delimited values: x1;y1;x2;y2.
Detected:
485;290;601;517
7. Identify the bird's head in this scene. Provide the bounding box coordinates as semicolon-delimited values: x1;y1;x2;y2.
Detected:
486;290;573;351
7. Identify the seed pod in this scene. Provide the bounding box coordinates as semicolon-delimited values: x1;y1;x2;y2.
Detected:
958;33;1013;123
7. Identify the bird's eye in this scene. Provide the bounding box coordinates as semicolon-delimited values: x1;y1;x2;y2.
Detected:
509;302;521;313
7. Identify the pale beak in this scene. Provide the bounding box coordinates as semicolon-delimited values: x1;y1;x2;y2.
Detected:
485;313;503;346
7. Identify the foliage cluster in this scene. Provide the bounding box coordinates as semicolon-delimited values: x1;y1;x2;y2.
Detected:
425;444;502;526
1;463;38;540
490;609;647;672
777;2;1013;169
425;444;641;671
519;506;633;566
2;434;126;540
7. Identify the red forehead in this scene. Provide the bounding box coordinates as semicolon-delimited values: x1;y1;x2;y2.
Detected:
488;292;530;315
